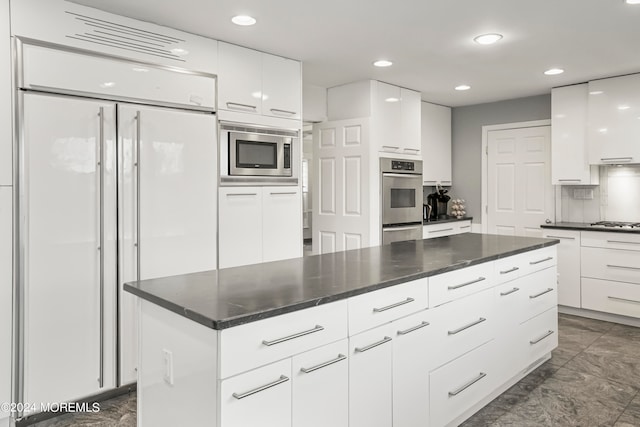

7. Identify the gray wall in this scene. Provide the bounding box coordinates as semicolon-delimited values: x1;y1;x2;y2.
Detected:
451;94;551;224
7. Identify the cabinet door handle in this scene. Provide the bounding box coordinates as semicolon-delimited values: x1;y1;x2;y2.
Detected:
403;148;420;153
460;225;471;229
270;108;297;116
397;321;430;336
262;325;324;346
232;375;289;399
381;145;400;150
373;297;415;313
545;235;575;240
500;287;520;296
226;192;258;197
529;288;554;299
606;240;640;245
499;267;519;275
448;372;487;397
97;107;105;389
601;157;633;163
300;354;347;374
227;102;258;111
448;318;486;335
530;256;553;265
530;330;554;345
448;277;486;290
429;228;454;233
608;296;640;305
606;264;640;271
558;179;582;182
270;191;297;195
355;336;392;353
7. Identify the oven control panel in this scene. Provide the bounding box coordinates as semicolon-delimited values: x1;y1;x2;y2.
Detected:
391;160;415;171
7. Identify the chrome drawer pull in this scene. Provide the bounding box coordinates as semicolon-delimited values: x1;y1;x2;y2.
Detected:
373;297;415;312
606;264;640;271
262;325;324;346
530;256;553;265
232;375;289;399
226;192;258;197
270;191;297;195
545;235;575;240
530;330;554;345
448;372;487;397
608;296;640;305
448;318;486;335
397;321;430;336
355;336;392;353
558;179;581;182
270;108;297;116
429;227;454;233
601;157;633;162
500;287;520;296
448;277;486;290
227;102;257;111
300;354;347;374
500;267;519;275
529;288;554;299
606;240;640;245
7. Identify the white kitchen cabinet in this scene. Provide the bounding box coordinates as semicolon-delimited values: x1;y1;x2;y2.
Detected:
0;0;10;186
392;310;434;427
219;186;302;268
542;229;581;307
0;188;11;422
292;340;349;427
218;187;263;268
220;359;292;427
551;84;599;185
422;219;471;239
400;88;422;156
263;54;302;120
421;102;452;185
218;42;263;115
374;82;402;154
348;324;393;427
218;42;302;120
588;73;640;165
263;187;303;263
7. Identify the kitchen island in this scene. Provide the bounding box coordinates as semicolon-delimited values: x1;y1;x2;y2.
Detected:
126;233;559;427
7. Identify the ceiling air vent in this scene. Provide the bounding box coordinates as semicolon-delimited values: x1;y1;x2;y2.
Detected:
64;11;187;62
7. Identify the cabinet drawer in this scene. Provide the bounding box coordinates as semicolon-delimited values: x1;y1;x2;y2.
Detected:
495;246;557;284
429;340;497;427
348;279;428;335
220;359;291;427
220;301;348;378
582;247;640;285
519;266;558;323
430;288;495;368
429;262;494;307
519;307;558;368
582;278;640;319
581;231;640;251
423;223;459;239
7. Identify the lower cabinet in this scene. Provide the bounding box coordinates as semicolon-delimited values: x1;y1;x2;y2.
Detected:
423;219;472;239
541;229;581;307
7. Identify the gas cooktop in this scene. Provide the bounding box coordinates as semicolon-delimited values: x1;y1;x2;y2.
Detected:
590;221;640;229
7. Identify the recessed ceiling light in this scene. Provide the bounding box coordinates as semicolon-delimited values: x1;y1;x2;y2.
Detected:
625;0;640;5
170;48;189;56
100;82;115;88
132;67;149;73
232;15;256;26
373;60;393;67
598;128;608;134
589;90;604;95
473;33;503;45
385;97;400;103
455;85;471;91
618;105;631;110
544;68;564;75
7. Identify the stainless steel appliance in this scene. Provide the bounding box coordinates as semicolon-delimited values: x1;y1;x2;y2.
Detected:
381;158;423;244
221;122;298;183
590;221;640;229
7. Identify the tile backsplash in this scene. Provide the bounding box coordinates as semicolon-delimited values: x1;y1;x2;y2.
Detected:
560;165;640;223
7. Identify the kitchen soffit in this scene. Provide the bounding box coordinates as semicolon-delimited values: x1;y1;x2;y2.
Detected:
70;0;640;107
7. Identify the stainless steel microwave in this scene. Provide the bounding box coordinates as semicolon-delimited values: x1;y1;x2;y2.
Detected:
228;130;295;177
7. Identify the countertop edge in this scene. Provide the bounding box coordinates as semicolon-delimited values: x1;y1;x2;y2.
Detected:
541;223;640;233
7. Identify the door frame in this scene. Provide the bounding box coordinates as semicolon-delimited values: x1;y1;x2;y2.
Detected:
480;119;552;233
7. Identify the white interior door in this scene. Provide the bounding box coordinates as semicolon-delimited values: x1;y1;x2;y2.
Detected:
118;104;217;384
22;93;117;404
487;126;553;237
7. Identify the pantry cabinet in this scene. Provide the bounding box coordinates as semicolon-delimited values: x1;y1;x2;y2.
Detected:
551;84;599;185
542;228;581;307
0;188;11;422
218;42;302;120
421;102;452;185
588;73;640;165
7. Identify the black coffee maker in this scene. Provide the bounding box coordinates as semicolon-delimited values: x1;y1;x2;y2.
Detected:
426;186;451;220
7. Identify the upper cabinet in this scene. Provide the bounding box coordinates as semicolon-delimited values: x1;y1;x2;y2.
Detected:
588;73;640;165
551;84;599;185
421;102;451;185
0;0;10;186
218;42;302;120
327;80;421;156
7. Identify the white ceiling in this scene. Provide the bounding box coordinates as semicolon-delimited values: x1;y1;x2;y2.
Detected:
70;0;640;107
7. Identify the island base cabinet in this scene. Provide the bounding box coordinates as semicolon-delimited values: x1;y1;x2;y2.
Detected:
429;340;498;427
292;340;349;427
348;324;393;427
219;359;292;427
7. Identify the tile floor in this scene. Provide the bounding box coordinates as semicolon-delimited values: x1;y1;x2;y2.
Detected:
28;313;640;426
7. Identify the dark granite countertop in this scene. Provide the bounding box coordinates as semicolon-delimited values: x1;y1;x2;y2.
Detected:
124;233;558;330
541;222;640;234
423;216;473;225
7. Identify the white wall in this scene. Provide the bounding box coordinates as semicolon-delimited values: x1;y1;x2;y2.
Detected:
302;83;327;123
